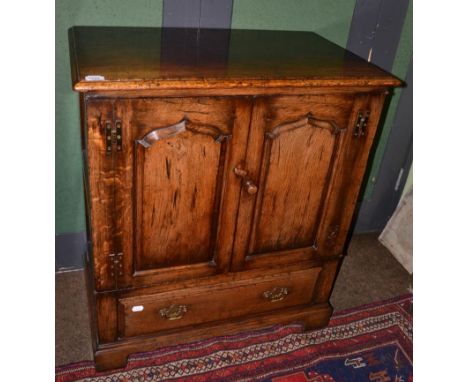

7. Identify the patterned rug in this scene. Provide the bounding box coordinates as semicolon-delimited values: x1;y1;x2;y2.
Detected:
56;294;412;382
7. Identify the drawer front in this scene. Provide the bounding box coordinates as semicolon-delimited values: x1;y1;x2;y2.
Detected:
118;268;321;338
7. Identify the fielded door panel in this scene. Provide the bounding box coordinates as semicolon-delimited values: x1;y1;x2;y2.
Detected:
110;97;251;289
231;94;375;271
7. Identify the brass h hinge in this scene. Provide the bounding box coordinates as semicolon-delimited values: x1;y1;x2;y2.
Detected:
108;253;123;278
353;111;370;138
105;119;123;154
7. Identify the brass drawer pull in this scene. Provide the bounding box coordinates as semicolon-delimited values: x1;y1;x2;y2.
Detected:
159;304;188;320
263;287;289;302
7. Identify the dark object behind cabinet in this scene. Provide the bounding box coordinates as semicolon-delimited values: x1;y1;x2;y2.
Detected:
69;27;400;370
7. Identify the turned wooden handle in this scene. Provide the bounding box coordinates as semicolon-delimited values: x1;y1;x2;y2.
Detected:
159;304;188;320
262;287;289;302
243;179;258;195
234;166;258;194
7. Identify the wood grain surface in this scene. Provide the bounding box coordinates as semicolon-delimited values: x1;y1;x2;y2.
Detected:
118;268;320;338
75;26;400;371
69;27;401;92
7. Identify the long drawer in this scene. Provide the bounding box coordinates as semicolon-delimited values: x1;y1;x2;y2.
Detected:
118;267;321;338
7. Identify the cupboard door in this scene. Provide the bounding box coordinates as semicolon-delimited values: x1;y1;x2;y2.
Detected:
231;95;355;271
112;97;251;288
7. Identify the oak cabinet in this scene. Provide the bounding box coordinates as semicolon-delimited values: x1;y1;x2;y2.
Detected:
70;26;400;370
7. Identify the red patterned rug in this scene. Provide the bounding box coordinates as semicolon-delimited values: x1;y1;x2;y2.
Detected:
56;294;412;382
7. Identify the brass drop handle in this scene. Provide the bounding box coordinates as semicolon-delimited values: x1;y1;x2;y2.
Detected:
234;166;258;194
262;287;289;302
159;304;188;320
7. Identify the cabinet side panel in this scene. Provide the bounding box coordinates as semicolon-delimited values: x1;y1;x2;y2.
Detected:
113;100;133;289
316;92;388;255
96;294;117;343
85;100;115;290
312;258;341;303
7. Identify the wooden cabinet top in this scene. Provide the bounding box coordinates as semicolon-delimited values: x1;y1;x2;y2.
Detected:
69;27;401;92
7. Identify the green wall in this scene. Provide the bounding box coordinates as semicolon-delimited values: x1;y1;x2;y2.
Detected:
55;0;163;234
232;0;356;46
55;0;412;234
363;0;413;198
232;0;413;201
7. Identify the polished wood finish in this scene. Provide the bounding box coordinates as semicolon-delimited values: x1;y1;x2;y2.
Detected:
69;27;400;93
119;268;320;338
95;303;333;371
113;97;251;288
231;94;353;272
84;100;116;290
129;98;235;272
71;27;400;371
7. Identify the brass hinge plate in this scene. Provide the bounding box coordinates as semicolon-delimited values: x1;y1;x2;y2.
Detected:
353;110;370;138
105;119;123;154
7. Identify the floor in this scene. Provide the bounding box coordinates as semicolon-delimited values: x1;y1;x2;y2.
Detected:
55;233;412;366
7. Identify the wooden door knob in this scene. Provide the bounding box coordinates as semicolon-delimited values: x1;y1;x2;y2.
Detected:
234;166;258;194
243;179;258;194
